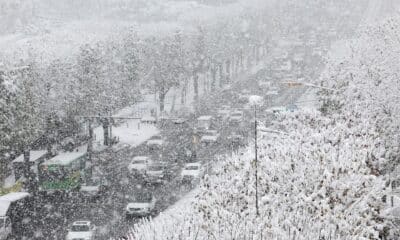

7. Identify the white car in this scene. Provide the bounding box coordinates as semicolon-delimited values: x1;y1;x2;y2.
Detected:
259;80;272;89
146;135;164;148
80;177;109;199
200;130;220;144
217;106;231;120
197;115;213;130
229;111;244;123
66;221;96;240
125;193;156;218
181;162;203;183
128;156;152;175
144;163;168;184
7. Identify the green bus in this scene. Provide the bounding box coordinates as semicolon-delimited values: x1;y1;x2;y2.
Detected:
38;152;87;192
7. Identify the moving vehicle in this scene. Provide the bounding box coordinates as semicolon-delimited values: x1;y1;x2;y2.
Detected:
38;151;87;193
197;115;213;130
144;163;169;184
286;104;299;112
181;162;203;183
146;134;164;148
229;110;244;123
265;106;286;117
125;192;156;218
200;130;220;144
128;156;152;176
259;80;272;89
79;176;109;201
0;192;33;240
66;221;96;240
217;105;231;120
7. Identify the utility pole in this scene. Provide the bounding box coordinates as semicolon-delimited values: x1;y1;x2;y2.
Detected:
254;104;259;216
86;119;93;184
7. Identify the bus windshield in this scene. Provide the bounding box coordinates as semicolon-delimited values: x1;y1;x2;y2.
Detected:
40;166;70;182
71;225;90;232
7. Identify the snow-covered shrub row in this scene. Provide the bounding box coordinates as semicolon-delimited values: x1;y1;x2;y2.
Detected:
122;17;400;240
125;109;393;239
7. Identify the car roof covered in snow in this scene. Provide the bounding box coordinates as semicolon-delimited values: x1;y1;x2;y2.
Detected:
44;151;86;166
132;156;150;161
72;221;91;226
141;116;156;121
185;162;201;167
12;150;47;163
198;115;212;121
0;192;30;202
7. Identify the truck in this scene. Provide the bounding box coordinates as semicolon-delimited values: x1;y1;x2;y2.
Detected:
0;192;33;240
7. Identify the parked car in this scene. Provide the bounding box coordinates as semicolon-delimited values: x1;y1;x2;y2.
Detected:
181;162;203;183
200;130;220;144
286;104;299;112
66;221;96;240
128;156;152;176
265;106;286;117
146;134;164;148
229;110;244;123
125;193;156;218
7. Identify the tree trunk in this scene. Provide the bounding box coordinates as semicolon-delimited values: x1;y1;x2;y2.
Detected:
218;63;224;88
211;64;217;92
159;91;166;113
170;89;177;113
239;49;244;70
23;149;30;179
255;44;260;63
103;120;109;146
181;84;185;106
226;59;231;84
235;54;240;75
193;71;199;102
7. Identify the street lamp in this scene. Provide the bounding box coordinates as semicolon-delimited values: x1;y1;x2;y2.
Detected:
249;95;263;216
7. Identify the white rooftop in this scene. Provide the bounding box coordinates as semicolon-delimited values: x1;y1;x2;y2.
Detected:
198;116;212;121
44;151;86;166
73;221;91;226
0;192;30;203
141;116;156;121
12;150;47;163
132;156;150;161
185;162;201;167
0;201;10;216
